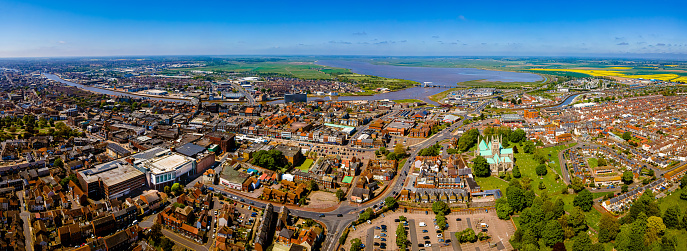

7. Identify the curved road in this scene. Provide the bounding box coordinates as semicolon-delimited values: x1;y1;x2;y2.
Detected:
199;105;483;251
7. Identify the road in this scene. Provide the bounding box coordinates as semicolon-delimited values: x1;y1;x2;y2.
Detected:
230;82;255;105
139;101;488;251
17;191;33;251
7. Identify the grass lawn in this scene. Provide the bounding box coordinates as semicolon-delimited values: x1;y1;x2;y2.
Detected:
588;158;598;169
398;158;408;171
657;187;687;213
393;99;424;103
513;151;566;196
296;159;314;172
428;87;462;102
475;176;509;191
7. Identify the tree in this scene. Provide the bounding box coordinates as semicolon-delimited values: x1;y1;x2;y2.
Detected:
150;223;163;244
681;175;687;188
663;205;681;229
359;208;374;221
164;186;171;195
473;156;490;177
542;220;564;247
536;164;547;176
54;158;64;168
457;228;477;243
622;132;632;141
386;152;397;160
573;189;594;212
512;165;521;178
396;222;408;250
509;129;526;143
598;214;620;242
59;174;78;187
432;201;450;215
436;213;447;230
622;184;629;193
645;216;666;245
660;235;678;251
680;190;687;201
250;149;288;170
350;238;362;251
336;189;345;202
307;180;319;191
495;198;512;219
523;140;535;154
538;181;546;190
572;233;591;251
385;196;398;209
394;143;406;157
570;176;585;192
622;171;634;184
160;237;175;251
597;157;607;167
506;186;524;212
171;183;183;196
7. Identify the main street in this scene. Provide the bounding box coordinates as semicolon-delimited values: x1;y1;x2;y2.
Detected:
186;103;484;251
143;101;486;251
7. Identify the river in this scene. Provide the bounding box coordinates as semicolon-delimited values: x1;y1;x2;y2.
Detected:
316;60;543;87
43;73;192;103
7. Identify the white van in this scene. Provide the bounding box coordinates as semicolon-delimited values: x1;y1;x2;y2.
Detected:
419;222;427;227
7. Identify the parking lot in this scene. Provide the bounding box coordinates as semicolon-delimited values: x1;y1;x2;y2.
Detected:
343;210;514;251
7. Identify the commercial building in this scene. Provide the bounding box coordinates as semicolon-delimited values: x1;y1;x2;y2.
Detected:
142;152;196;190
284;93;307;103
77;160;146;200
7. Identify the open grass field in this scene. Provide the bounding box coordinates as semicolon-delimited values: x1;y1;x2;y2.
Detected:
457;79;546;88
175;61;351;80
337;73;418;91
296;159;314;172
588;158;598;169
393;99;424;103
657;187;687;213
428;87;463;102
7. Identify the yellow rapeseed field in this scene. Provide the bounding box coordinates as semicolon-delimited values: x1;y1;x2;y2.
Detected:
530;68;683;81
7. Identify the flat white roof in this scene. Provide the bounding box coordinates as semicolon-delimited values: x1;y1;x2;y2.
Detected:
146;153;194;174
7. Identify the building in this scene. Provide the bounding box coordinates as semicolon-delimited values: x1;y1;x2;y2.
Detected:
175;143;216;175
145;90;168;95
142;152;196;190
284;93;307;103
78;160;146;200
475;136;514;174
219;163;250;191
254;203;274;251
273;145;303;166
106;143;131;159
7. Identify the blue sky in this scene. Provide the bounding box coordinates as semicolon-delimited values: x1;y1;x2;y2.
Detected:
0;0;685;57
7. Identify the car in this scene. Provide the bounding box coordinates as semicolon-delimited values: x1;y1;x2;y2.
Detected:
381;225;387;229
240;198;245;202
374;235;380;239
375;226;381;230
455;218;461;221
250;202;254;205
214;211;218;215
425;243;432;247
381;238;386;242
418;244;424;247
419;222;426;227
367;220;372;224
381;233;387;237
394;219;400;222
337;214;343;217
437;234;443;238
374;242;380;246
423;236;430;240
360;244;365;248
439;239;445;243
422;230;428;233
